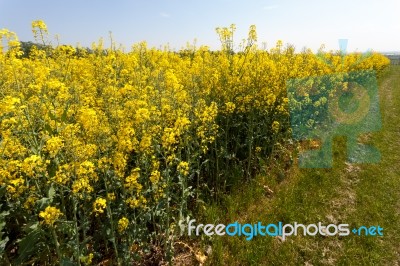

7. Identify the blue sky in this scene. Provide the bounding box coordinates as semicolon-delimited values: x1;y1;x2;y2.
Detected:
1;0;399;52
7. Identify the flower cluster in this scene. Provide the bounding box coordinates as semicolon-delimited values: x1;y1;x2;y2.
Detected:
93;197;107;215
39;206;63;226
118;217;129;233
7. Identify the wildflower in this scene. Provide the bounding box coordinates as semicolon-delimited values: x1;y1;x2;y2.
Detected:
125;196;147;209
107;192;116;201
139;135;152;153
248;25;257;43
23;196;37;210
0;96;20;115
174;116;191;135
31;20;48;33
31;20;49;45
77;161;97;180
45;136;64;158
199;102;218;123
80;253;94;265
125;168;142;192
77;107;99;135
224;102;236;113
177;161;189;176
118;217;129;232
117;126;138;152
6;178;25;197
125;197;139;209
87;253;94;264
39;206;63;226
134;108;150;124
98;157;112;171
113;152;127;178
162;128;177;150
21;155;44;177
0;169;11;186
272;121;280;133
150;170;161;184
52;164;70;185
93;197;107;215
72;177;93;195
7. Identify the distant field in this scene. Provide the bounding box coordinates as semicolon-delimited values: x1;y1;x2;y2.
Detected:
383;54;400;65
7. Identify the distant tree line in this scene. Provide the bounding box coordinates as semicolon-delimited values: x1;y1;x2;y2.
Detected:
17;41;290;60
19;41;95;58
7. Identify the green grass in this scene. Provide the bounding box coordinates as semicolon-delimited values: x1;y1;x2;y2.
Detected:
200;66;400;265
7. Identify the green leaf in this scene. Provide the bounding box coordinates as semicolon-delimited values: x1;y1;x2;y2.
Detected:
15;228;43;264
48;110;57;121
29;222;40;230
0;210;10;219
44;123;54;135
61;103;70;122
36;197;51;209
48;185;55;200
0;222;5;233
0;209;9;240
60;257;76;266
0;186;6;198
0;236;8;252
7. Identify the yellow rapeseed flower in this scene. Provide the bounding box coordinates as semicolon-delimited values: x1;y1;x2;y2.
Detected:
39;206;63;226
177;161;189;176
224;102;236;114
21;155;44;178
118;217;129;232
93;197;107;215
150;170;161;185
272;121;280;133
45;136;64;158
125;168;142;192
107;192;116;201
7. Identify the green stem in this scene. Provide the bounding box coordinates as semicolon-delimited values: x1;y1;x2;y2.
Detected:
104;176;120;265
164;167;172;262
247;112;254;180
73;198;81;266
214;139;219;201
51;226;62;265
